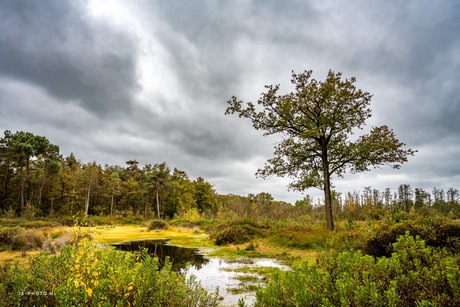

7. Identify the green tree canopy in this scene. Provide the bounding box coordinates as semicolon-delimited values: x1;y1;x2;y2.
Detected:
226;70;416;230
193;177;217;214
145;162;171;218
0;130;60;215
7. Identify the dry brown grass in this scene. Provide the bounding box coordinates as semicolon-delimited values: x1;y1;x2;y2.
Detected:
0;250;41;266
0;226;88;264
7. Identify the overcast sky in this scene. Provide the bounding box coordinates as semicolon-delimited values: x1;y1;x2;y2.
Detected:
1;0;459;203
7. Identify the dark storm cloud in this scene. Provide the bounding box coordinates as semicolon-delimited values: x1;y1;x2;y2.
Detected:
148;0;321;97
323;1;460;145
1;0;459;202
128;0;324;166
0;0;139;116
129;0;460;200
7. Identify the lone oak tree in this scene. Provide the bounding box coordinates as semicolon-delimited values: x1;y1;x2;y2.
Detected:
226;70;416;230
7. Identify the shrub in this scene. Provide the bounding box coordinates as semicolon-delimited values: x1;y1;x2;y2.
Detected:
170;218;220;231
213;219;269;245
0;227;24;250
0;218;62;228
362;221;428;257
363;218;460;257
148;219;169;230
430;220;460;253
11;229;47;251
0;225;90;253
0;227;49;251
215;225;251;245
179;208;201;222
255;233;460;306
0;239;220;306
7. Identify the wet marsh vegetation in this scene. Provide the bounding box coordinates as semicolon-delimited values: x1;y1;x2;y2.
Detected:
0;214;459;306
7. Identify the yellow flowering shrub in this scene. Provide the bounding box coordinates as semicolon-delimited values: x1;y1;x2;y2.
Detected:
0;238;219;306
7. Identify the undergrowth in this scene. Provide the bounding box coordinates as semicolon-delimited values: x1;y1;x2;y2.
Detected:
363;218;460;257
0;239;220;306
213;218;270;245
255;233;460;306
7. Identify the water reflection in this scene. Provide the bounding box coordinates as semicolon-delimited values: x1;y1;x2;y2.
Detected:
112;240;290;307
111;239;208;270
187;258;290;307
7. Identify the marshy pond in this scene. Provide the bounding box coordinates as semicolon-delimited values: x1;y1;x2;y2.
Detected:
112;239;290;306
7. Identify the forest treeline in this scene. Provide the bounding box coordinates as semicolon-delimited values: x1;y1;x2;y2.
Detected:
1;130;459;220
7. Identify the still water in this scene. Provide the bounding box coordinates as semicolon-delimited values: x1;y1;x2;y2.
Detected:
112;239;208;270
112;239;289;306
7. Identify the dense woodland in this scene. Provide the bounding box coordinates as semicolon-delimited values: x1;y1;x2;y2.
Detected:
1;130;459;221
1;129;460;306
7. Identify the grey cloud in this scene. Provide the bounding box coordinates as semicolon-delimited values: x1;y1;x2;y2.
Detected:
1;0;459;203
121;100;272;163
144;0;460;198
0;0;140;116
309;1;460;152
143;0;322;101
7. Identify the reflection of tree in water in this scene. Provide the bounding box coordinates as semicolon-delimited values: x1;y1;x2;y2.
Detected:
112;240;208;271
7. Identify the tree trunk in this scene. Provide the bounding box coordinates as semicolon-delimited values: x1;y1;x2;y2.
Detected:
70;188;75;216
20;173;26;216
156;186;160;219
323;175;334;231
322;147;334;231
19;161;30;216
84;183;90;216
38;175;46;208
49;199;54;215
110;187;114;216
2;162;10;207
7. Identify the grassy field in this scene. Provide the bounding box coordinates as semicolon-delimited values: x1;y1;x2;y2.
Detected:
89;225;211;246
1;215;459;268
0;218;330;266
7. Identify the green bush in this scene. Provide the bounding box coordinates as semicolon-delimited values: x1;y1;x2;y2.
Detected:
215;225;251;245
0;226;88;252
363;219;460;257
11;229;47;251
147;219;169;230
0;227;49;251
0;239;220;306
255;233;460;306
70;213;147;227
0;227;24;250
363;221;428;257
214;219;269;245
0;218;62;228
